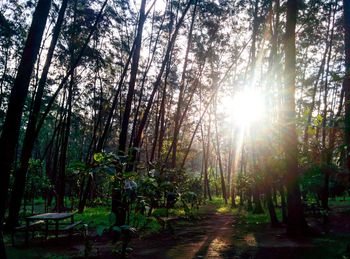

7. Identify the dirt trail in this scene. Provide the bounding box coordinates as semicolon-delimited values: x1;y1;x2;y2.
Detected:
129;205;314;259
130;207;236;258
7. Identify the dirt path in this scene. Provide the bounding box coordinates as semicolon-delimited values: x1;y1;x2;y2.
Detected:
129;206;236;258
128;205;315;259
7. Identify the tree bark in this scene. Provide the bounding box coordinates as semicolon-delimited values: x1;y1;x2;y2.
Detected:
131;0;193;168
6;0;68;229
343;0;350;175
321;0;337;211
284;0;306;235
118;0;147;153
204;116;212;201
214;100;227;204
171;1;197;168
57;73;74;211
266;186;279;226
0;0;51;226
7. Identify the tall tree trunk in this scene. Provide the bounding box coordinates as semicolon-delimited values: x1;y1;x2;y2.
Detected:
57;74;74;211
214;100;227;204
0;48;9;111
34;0;108;147
265;160;279;226
133;4;192;151
96;44;134;152
230;131;237;208
343;0;350;175
150;93;161;162
118;0;147;153
321;0;337;210
302;4;332;153
171;1;197;168
284;0;306;235
130;5;166;153
157;83;167;160
266;186;279;226
131;0;193;168
279;185;288;223
0;0;51;233
204;117;212;201
6;0;68;229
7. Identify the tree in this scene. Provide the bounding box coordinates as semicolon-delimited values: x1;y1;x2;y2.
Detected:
130;0;194;168
0;0;51;256
6;0;69;229
118;0;147;154
214;98;227;204
343;0;350;174
284;0;306;235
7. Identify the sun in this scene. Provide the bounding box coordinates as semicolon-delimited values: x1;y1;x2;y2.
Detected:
219;89;265;128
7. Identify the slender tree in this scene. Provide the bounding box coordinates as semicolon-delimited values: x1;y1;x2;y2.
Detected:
0;0;51;256
6;0;69;228
131;0;194;167
343;0;350;174
118;0;147;154
284;0;306;235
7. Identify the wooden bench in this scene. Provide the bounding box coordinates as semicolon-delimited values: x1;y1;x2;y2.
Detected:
62;220;83;237
63;220;83;231
12;220;45;246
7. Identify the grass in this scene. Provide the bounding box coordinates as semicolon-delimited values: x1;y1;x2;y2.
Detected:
206;196;281;224
152;207;187;217
74;206;110;227
73;204;199;235
328;196;350;207
73;206;163;235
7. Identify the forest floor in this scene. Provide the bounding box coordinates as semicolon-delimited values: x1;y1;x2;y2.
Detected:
128;202;350;259
4;200;350;258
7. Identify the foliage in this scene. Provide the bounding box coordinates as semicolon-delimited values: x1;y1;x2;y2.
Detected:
24;159;52;200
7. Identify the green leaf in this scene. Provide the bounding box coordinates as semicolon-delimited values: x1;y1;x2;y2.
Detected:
123;171;137;178
112;226;121;233
93;153;104;163
120;224;130;230
96;225;106;236
109;212;116;225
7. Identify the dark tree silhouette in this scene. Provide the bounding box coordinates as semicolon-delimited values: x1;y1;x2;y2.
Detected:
284;0;306;235
0;0;52;256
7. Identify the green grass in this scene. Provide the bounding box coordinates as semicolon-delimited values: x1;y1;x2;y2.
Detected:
207;196;227;206
74;206;110;227
328;196;350;207
73;206;163;235
152;207;187;217
206;196;285;225
240;209;283;224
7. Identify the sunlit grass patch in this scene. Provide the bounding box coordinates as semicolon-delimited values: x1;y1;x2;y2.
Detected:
208;196;226;206
152;207;188;217
234;207;283;225
245;211;270;224
217;206;230;214
74;206;110;227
